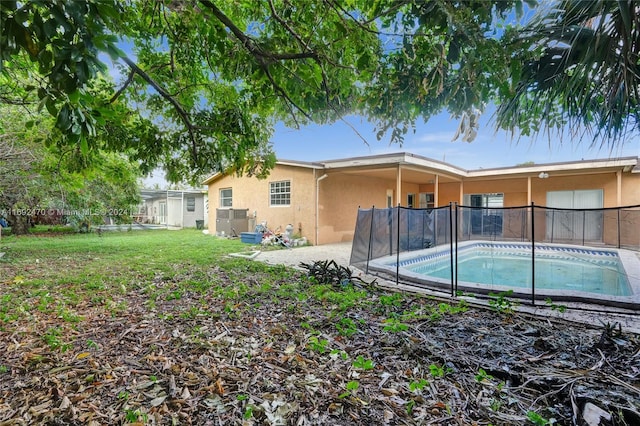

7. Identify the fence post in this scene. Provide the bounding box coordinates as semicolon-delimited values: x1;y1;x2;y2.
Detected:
396;205;400;286
530;202;536;306
365;206;375;274
449;202;454;297
582;210;586;246
454;202;459;297
617;208;621;249
388;207;393;256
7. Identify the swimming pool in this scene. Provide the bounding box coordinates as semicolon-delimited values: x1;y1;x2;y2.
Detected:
369;241;640;308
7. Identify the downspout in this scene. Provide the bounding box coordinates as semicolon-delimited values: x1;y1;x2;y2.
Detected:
316;173;328;245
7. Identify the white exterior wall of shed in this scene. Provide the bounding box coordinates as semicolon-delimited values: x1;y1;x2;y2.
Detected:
139;191;206;227
182;194;206;228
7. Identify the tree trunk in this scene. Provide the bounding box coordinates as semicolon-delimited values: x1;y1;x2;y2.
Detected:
9;204;31;235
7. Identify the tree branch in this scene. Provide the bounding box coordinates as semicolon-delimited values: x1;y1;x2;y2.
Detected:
121;56;199;162
198;0;317;61
109;69;135;103
262;65;312;122
199;0;318;122
266;0;331;105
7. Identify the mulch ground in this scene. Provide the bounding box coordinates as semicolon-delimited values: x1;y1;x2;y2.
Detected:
1;266;639;425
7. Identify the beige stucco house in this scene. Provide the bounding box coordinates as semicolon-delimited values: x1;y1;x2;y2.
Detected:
203;152;640;245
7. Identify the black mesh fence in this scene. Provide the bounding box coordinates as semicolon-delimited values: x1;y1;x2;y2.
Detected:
350;204;640;309
350;206;452;272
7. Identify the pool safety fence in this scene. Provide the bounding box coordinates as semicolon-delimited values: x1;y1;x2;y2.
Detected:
349;204;640;307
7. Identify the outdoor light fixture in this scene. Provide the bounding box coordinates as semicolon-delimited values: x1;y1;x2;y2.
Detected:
538;172;549;179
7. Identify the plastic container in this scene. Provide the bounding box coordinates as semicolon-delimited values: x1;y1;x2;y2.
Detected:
240;232;263;244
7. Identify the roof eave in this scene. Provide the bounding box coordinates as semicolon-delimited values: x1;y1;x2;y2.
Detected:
467;157;639;178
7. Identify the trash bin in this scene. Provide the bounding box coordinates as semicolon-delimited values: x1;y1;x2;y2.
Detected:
196;220;204;230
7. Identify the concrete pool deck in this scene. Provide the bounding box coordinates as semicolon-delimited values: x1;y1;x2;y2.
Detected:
252;242;640;334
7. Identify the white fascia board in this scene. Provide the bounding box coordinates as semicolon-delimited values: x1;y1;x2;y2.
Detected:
321;152;408;169
321;152;468;177
468;157;639;178
276;159;324;169
403;154;468;177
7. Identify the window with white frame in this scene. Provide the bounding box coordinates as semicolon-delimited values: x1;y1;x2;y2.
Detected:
270;180;291;206
219;188;232;208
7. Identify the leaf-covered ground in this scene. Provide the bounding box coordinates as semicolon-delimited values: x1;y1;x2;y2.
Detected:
0;231;639;425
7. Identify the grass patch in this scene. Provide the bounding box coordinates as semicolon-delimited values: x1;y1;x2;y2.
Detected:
0;230;247;323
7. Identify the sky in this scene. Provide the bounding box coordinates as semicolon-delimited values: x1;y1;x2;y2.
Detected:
144;109;640;188
271;109;640;170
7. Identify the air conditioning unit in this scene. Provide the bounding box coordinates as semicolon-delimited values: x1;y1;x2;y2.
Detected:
216;209;249;236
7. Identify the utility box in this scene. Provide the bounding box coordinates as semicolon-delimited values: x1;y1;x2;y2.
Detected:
216;208;249;236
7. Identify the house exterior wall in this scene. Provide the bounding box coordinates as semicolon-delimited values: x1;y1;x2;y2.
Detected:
319;173;396;244
620;173;640;247
621;173;640;205
437;182;461;206
166;194;206;228
205;156;640;245
181;194;205;228
207;165;317;242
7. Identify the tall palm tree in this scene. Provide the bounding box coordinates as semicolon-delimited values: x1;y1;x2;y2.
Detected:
497;0;640;146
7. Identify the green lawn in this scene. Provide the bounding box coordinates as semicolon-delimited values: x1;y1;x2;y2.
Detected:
1;229;243;320
0;229;302;326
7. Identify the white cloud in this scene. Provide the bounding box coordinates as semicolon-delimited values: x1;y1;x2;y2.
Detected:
412;131;457;144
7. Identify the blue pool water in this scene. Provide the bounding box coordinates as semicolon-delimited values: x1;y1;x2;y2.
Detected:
391;243;632;297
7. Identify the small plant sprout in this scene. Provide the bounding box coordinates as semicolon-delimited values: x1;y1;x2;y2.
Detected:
409;378;428;393
124;409;148;423
243;405;254;420
544;298;567;313
339;380;360;398
307;336;329;354
352;355;375;370
330;349;349;360
428;363;452;378
527;410;556;425
488;290;517;315
382;317;409;332
379;293;404;308
335;317;358;337
474;368;493;383
406;399;416;415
